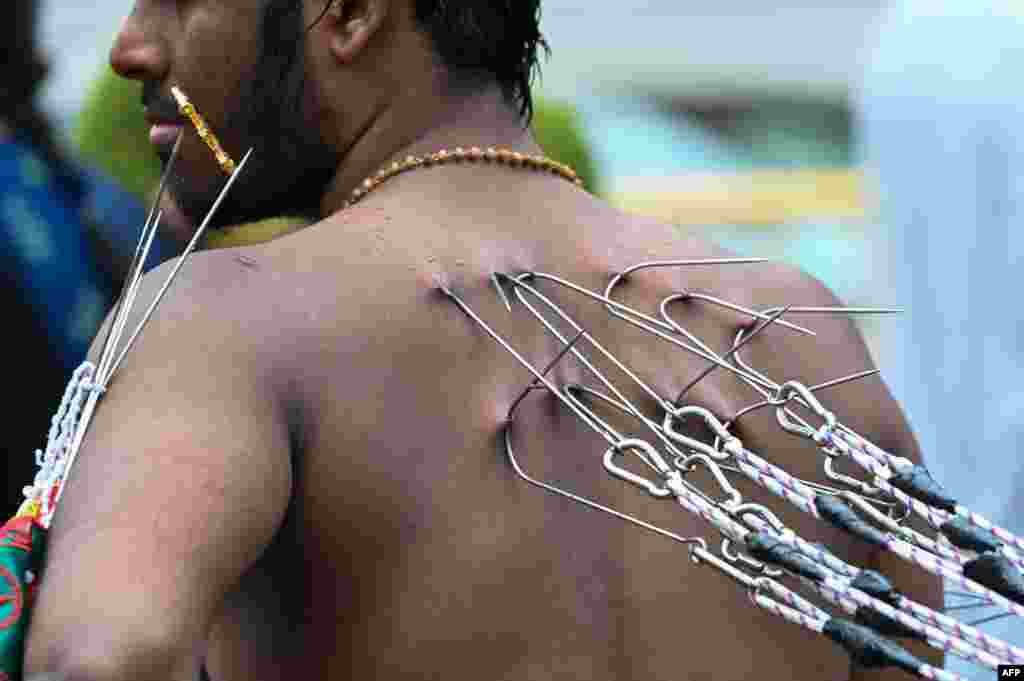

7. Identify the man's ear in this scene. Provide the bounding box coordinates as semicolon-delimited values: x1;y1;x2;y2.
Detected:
318;0;392;64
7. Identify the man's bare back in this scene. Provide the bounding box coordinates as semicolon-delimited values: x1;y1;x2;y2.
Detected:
110;176;937;680
20;0;943;676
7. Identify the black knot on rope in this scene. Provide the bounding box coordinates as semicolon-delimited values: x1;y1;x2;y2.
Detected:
815;495;889;548
850;570;902;606
940;516;1003;553
888;462;956;512
963;552;1024;606
848;570;921;640
823;617;925;675
744;531;828;582
854;607;925;641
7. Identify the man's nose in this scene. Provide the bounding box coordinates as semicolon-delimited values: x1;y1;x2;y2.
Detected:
109;13;168;82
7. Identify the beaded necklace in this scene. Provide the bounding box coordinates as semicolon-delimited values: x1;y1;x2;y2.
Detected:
343;146;583;209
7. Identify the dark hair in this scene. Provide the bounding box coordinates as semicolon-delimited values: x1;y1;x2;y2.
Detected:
306;0;548;125
412;1;548;124
1;0;86;204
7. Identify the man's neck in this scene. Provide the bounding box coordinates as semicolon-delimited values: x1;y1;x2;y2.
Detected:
318;88;541;218
0;118;12;142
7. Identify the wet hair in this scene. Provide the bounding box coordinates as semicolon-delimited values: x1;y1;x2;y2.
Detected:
303;0;548;125
411;1;548;124
1;0;86;204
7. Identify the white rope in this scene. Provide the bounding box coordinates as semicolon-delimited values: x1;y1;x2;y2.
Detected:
21;360;101;528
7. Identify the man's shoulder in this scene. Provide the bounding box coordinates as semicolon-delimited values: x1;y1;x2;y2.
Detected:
95;245;280;377
614;212;841;309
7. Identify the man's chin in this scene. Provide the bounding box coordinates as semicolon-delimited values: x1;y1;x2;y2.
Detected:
154;191;197;248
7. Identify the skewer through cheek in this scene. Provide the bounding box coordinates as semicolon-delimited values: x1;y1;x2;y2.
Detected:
171;85;237;175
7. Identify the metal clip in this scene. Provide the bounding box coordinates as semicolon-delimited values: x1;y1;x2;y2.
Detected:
727;503;787;577
663;405;738;461
678;453;743;509
603;439;674;497
774;381;837;440
824;458;879;496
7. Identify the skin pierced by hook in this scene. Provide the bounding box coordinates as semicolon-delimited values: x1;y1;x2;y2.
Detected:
670;304;795;407
446;268;1024;678
512;271;780;394
603;258;770;334
506;329;587;419
443;284;709;547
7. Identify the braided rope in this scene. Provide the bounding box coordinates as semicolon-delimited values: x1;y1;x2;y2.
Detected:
440;261;1024;679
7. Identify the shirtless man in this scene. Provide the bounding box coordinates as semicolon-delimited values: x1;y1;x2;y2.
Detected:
23;0;942;679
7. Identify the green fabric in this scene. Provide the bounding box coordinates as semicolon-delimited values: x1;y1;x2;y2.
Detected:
0;515;47;681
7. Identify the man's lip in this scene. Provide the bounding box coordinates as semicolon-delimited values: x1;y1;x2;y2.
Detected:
150;123;185;147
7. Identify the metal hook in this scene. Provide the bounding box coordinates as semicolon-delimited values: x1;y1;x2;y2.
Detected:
667;303;796;406
603;258;771;334
564;384;688;466
491;272;513;311
506;329;587;419
672;291;817;337
503;427;704;547
760;305;904;316
444;286;709;548
499;273;688;459
520;271;779;393
730;307;900;462
443;285;617;445
503;273;670;411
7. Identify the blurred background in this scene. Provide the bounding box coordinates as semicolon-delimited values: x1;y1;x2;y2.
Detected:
19;1;1024;677
36;0;885;333
39;1;882;328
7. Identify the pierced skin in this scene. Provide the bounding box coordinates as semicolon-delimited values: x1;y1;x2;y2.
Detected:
188;176;939;680
172;86;236;175
23;0;945;676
